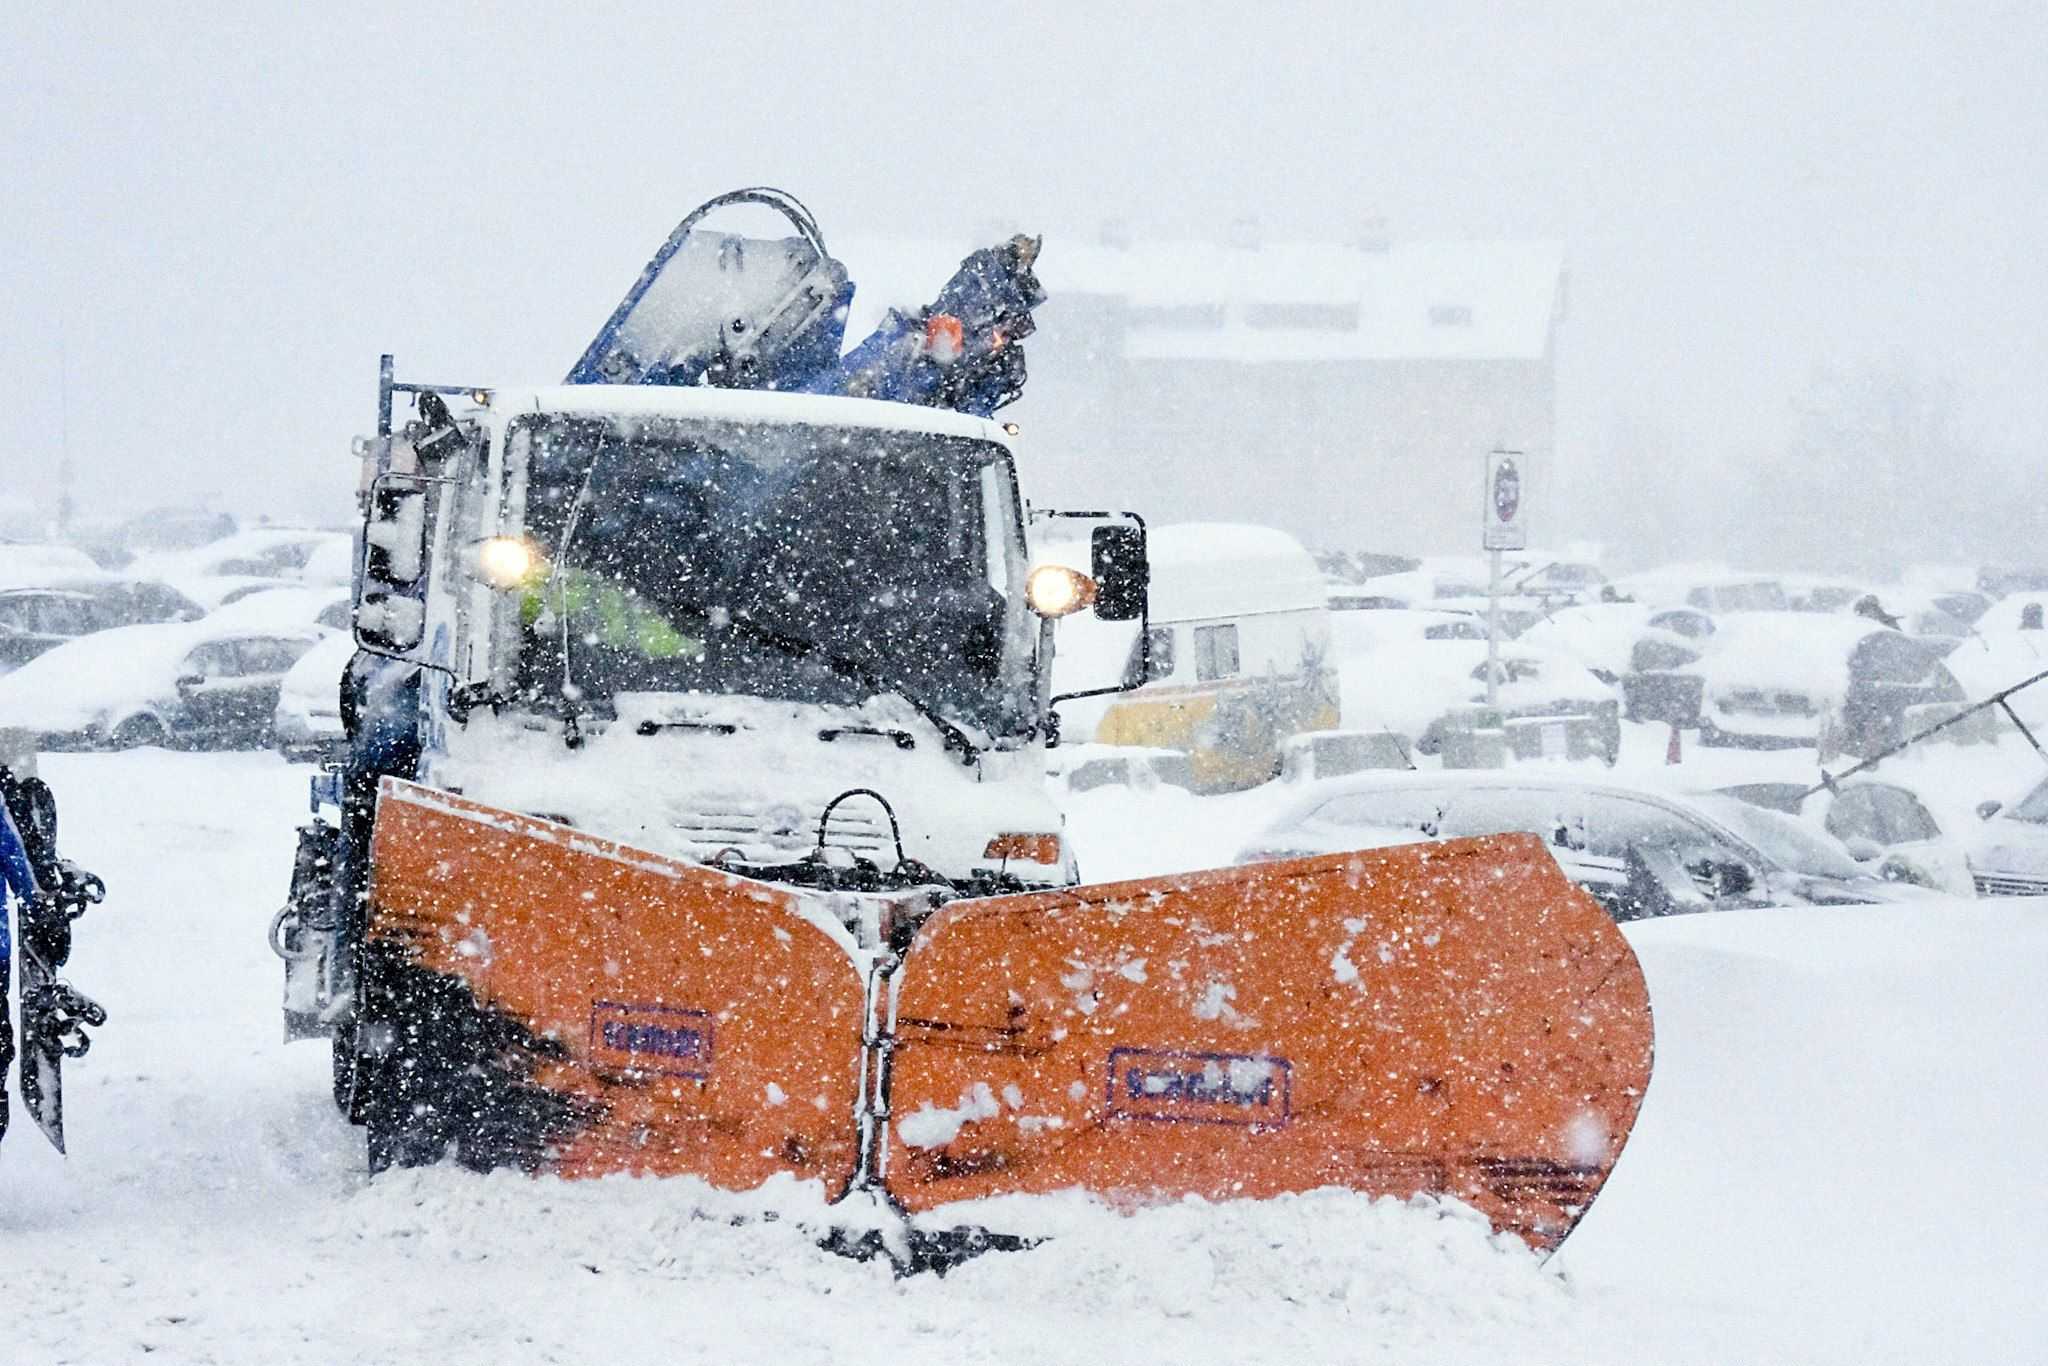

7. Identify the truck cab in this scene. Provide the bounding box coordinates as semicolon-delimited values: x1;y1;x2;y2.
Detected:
393;384;1080;887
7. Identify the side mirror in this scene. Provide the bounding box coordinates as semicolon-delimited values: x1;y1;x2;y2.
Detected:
356;473;437;657
356;592;426;654
175;673;204;696
364;480;431;586
1703;859;1756;898
1977;800;2003;821
1841;835;1885;863
1090;524;1148;622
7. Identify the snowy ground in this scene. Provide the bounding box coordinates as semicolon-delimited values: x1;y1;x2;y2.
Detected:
2;742;2045;1365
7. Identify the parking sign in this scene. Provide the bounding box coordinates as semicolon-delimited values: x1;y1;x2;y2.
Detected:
1483;450;1527;551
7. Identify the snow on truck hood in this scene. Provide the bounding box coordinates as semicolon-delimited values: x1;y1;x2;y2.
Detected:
426;692;1060;878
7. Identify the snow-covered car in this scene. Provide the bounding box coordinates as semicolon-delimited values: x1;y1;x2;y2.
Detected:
0;540;102;587
0;588;118;674
1612;566;1790;613
0;617;333;750
1943;628;2048;735
1047;742;1194;795
130;526;351;583
1278;728;1412;782
273;630;356;761
1234;770;1926;918
1963;773;2048;897
1716;778;1977;896
1516;602;1658;682
169;573;309;611
1626;613;1963;755
0;576;209;675
1331;608;1488;743
1502;556;1608;605
46;573;206;627
1416;644;1622;765
1978;592;2048;634
128;528;353;610
207;585;354;633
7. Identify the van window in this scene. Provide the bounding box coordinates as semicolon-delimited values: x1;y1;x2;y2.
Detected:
1145;627;1176;680
1193;624;1239;681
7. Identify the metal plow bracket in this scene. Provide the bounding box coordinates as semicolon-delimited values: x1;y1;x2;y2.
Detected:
365;784;1653;1253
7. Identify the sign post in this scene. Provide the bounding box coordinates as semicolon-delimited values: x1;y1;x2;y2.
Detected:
1482;450;1528;708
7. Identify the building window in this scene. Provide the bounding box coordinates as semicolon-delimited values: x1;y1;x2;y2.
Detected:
1428;305;1473;327
1193;624;1240;681
1127;304;1227;330
1244;302;1360;330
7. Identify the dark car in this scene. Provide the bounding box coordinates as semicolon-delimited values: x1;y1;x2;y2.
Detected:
1235;771;1927;920
0;588;115;672
0;618;332;750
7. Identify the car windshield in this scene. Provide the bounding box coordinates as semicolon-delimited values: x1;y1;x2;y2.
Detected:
511;413;1037;737
1690;794;1864;880
2009;779;2048;824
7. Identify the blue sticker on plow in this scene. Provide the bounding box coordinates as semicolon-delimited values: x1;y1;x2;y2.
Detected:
1106;1046;1291;1128
590;1001;714;1079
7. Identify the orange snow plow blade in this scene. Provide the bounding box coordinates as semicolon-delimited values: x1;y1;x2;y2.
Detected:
883;836;1654;1251
363;779;867;1192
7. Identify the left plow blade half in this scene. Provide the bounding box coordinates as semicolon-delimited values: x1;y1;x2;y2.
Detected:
883;835;1654;1251
364;780;867;1191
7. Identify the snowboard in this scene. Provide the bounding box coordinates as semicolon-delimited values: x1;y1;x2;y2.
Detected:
1;772;105;1153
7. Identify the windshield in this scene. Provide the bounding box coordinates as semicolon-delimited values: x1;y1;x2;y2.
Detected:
2010;779;2048;824
1691;794;1865;880
509;413;1036;737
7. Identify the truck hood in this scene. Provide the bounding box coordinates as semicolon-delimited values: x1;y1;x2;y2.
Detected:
422;692;1063;885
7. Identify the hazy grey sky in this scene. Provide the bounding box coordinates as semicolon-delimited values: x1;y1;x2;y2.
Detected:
5;3;2042;549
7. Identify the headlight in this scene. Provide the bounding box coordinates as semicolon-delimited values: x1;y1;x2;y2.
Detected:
473;536;545;590
1026;565;1097;618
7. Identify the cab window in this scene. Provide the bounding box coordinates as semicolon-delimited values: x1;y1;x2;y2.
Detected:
1193;623;1239;681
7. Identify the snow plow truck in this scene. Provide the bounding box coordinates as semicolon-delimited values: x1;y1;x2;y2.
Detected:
271;188;1654;1262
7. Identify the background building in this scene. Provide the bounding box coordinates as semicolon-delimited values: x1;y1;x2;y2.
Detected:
848;225;1568;555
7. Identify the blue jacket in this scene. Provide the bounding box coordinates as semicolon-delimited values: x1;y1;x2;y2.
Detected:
0;781;38;976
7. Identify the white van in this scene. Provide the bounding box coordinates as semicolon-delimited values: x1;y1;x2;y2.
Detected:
1075;523;1337;791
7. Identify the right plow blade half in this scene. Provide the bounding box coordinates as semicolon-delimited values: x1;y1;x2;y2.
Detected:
885;835;1654;1251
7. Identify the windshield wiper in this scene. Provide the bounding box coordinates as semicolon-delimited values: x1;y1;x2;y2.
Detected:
819;725;917;751
694;608;986;765
635;717;740;737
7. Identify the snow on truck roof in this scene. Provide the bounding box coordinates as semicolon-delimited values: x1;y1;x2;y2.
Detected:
484;386;1012;446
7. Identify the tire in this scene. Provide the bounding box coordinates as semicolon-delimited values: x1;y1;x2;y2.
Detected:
108;714;170;750
330;1020;359;1118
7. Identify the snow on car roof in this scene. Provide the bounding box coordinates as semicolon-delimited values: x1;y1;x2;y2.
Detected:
1266;765;1718;829
1694;613;1907;696
0;542;101;587
278;630;358;705
205;586;350;631
0;617;330;732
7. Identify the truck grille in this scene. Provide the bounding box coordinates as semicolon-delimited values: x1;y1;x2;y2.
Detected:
665;799;891;861
1972;872;2048;897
